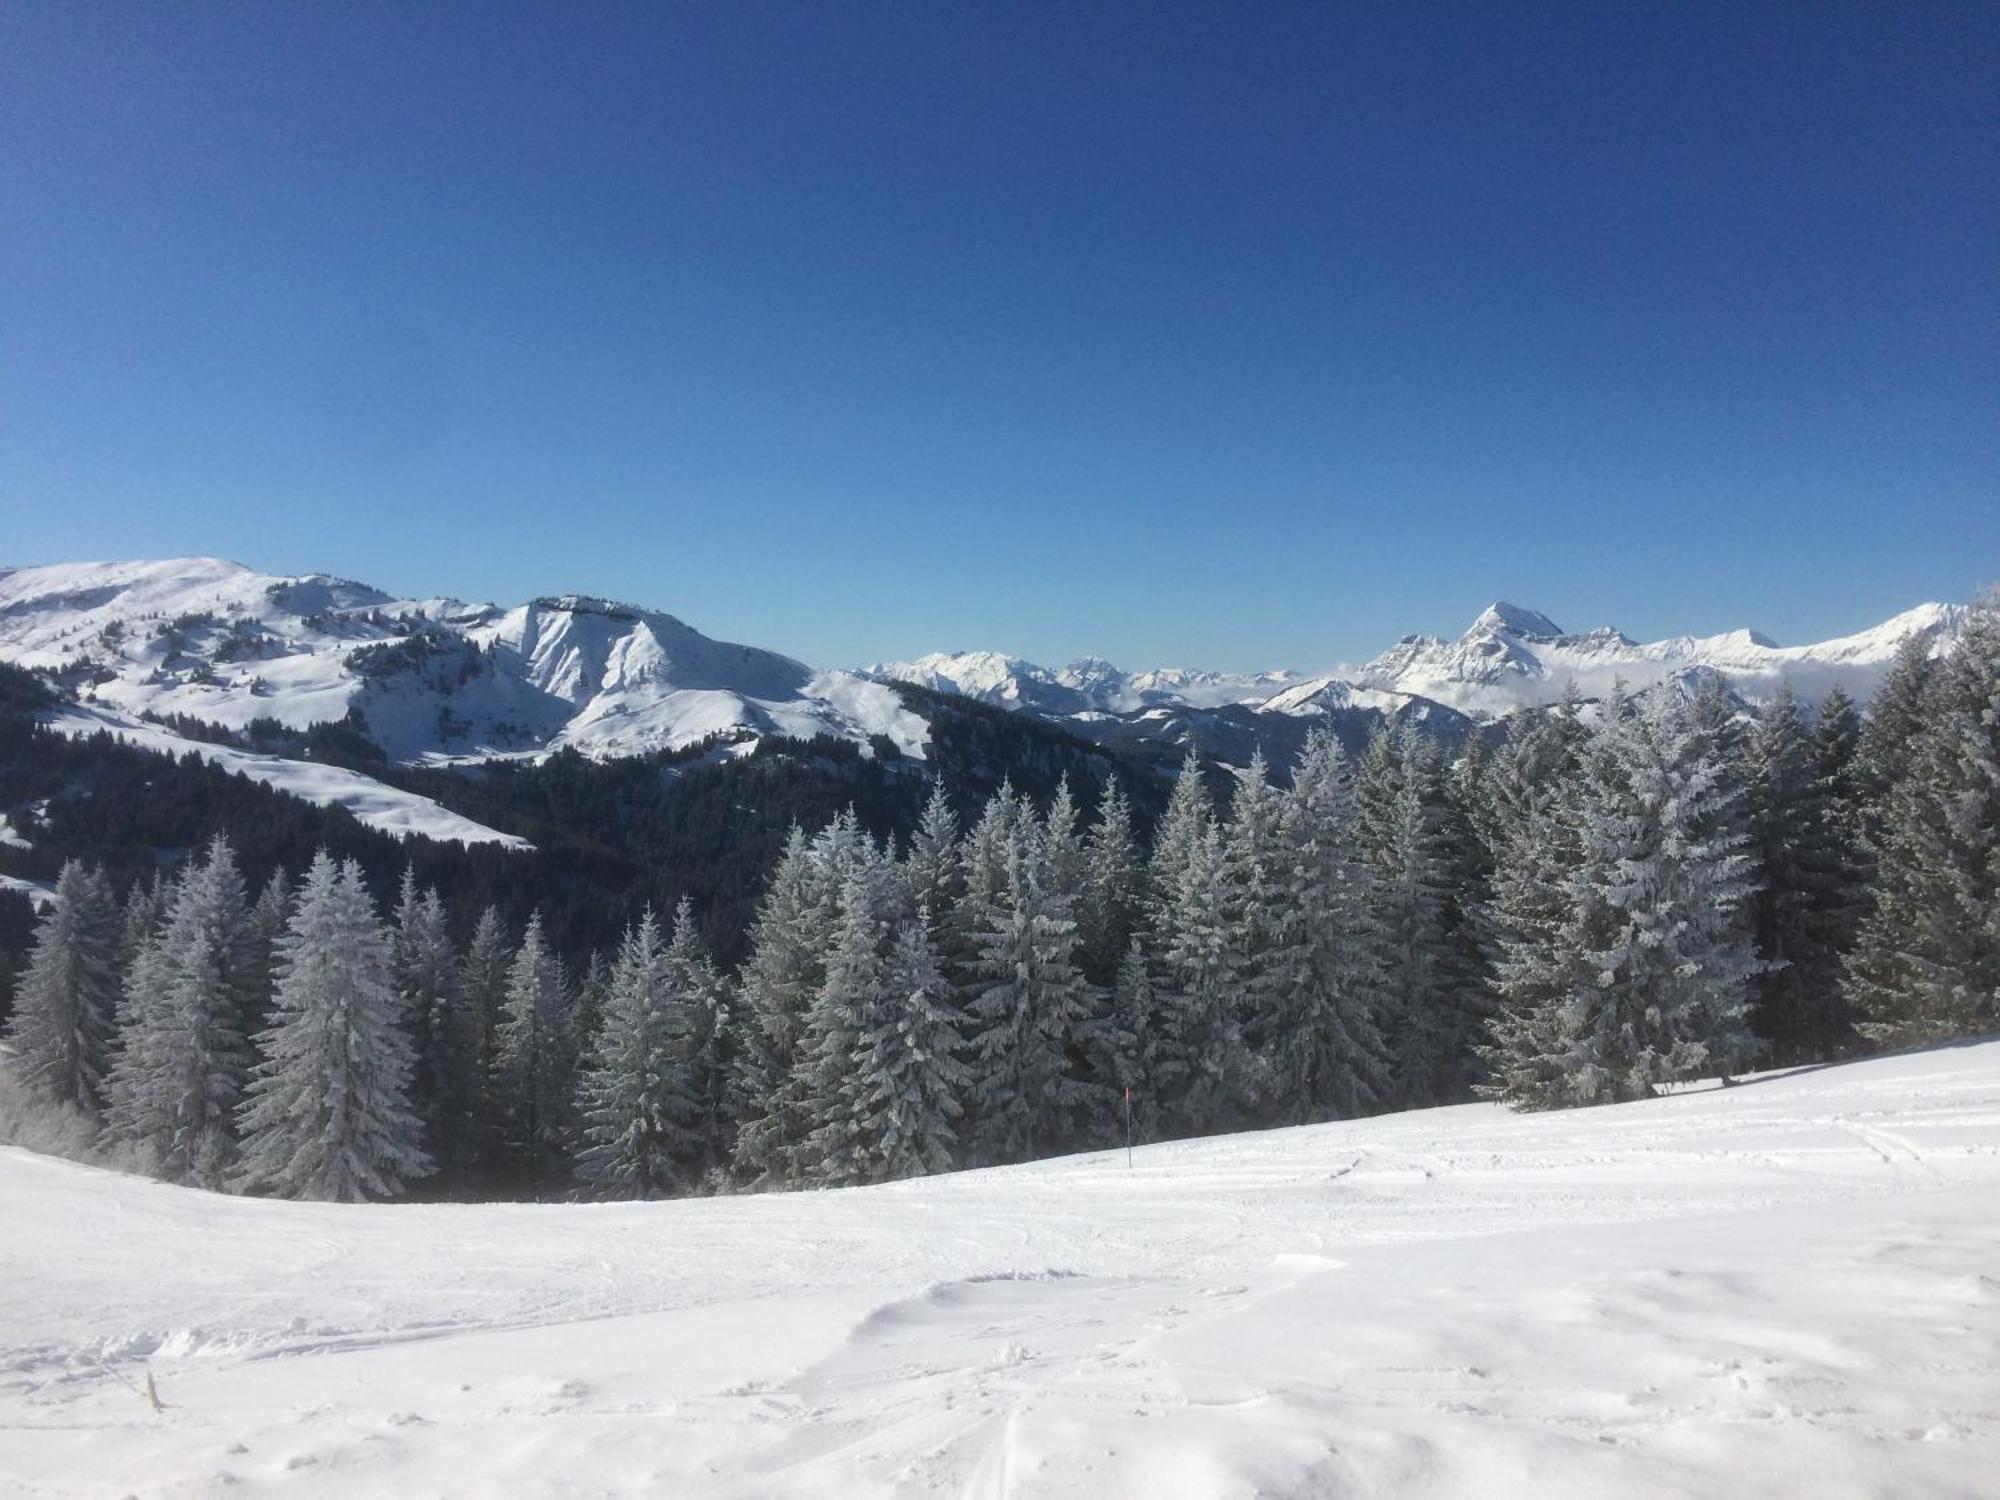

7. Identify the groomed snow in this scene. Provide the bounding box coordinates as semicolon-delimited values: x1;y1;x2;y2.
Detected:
4;1042;1998;1496
42;707;532;851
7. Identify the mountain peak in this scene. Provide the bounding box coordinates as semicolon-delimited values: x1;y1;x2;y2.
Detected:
1467;602;1564;640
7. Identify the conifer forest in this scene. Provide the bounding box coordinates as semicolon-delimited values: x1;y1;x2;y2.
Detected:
6;609;1995;1204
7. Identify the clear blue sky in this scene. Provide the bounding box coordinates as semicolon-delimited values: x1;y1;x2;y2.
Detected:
3;3;1994;671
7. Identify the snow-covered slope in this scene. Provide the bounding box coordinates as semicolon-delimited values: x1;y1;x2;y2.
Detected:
4;1041;1997;1497
0;559;928;764
43;706;531;849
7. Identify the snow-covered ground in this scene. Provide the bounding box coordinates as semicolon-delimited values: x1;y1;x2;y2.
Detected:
4;1042;1998;1498
41;707;532;850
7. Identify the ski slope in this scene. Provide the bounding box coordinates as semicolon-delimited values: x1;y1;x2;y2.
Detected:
3;1043;1998;1498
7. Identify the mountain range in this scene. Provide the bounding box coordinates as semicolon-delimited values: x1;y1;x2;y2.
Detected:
0;558;1966;815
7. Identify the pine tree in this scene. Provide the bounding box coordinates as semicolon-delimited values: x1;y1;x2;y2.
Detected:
571;951;613;1073
800;848;908;1182
1357;732;1486;1108
242;870;292;1039
860;916;970;1179
1844;606;2000;1046
2;861;122;1113
457;905;513;1175
1084;938;1157;1135
732;824;837;1185
118;871;167;986
101;835;257;1186
664;896;731;1178
1480;687;1590;851
968;829;1091;1161
1476;701;1592;1110
903;780;963;941
1152;822;1251;1134
1807;684;1870;1048
1748;686;1861;1064
1686;672;1762;1080
574;909;704;1198
235;854;431;1201
1263;730;1389;1122
493;911;574;1186
1521;688;1762;1107
1076;777;1142;989
1039;775;1088;919
1222;749;1287;1078
391;872;473;1179
1147;751;1212;935
951;784;1024;992
1855;630;1938;825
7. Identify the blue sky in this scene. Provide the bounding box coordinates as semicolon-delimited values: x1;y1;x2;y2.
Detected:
3;3;1994;671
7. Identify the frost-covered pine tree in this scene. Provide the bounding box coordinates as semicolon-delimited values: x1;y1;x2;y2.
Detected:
1152;821;1252;1135
1748;685;1860;1064
1376;764;1465;1106
1807;684;1870;1038
574;908;704;1198
836;910;970;1183
2;861;122;1113
571;951;613;1075
1262;729;1389;1122
1076;777;1142;989
1854;630;1939;827
800;847;907;1181
968;827;1091;1162
732;823;845;1186
1480;686;1589;850
1222;749;1287;1076
903;780;963;942
1357;732;1487;1109
1531;687;1762;1106
392;871;472;1177
1039;776;1088;918
235;854;431;1201
493;911;575;1185
242;870;292;1039
1147;751;1211;934
118;871;167;986
1084;938;1157;1132
664;896;731;1178
457;904;513;1173
1477;702;1593;1110
950;784;1024;993
1844;605;2000;1047
100;834;258;1186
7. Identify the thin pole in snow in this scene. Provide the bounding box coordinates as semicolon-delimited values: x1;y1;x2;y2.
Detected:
1124;1086;1133;1168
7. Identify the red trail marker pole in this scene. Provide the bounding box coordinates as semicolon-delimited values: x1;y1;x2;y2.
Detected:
1124;1086;1133;1168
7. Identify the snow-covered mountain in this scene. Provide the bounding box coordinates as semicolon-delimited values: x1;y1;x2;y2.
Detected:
1346;599;1967;719
0;558;928;766
867;650;1308;715
878;599;1966;729
0;560;1968;789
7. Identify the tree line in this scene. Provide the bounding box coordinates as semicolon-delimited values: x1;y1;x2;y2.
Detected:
2;608;1995;1200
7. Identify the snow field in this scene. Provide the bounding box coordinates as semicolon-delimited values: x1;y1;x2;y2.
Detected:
41;708;532;850
2;1041;1998;1497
